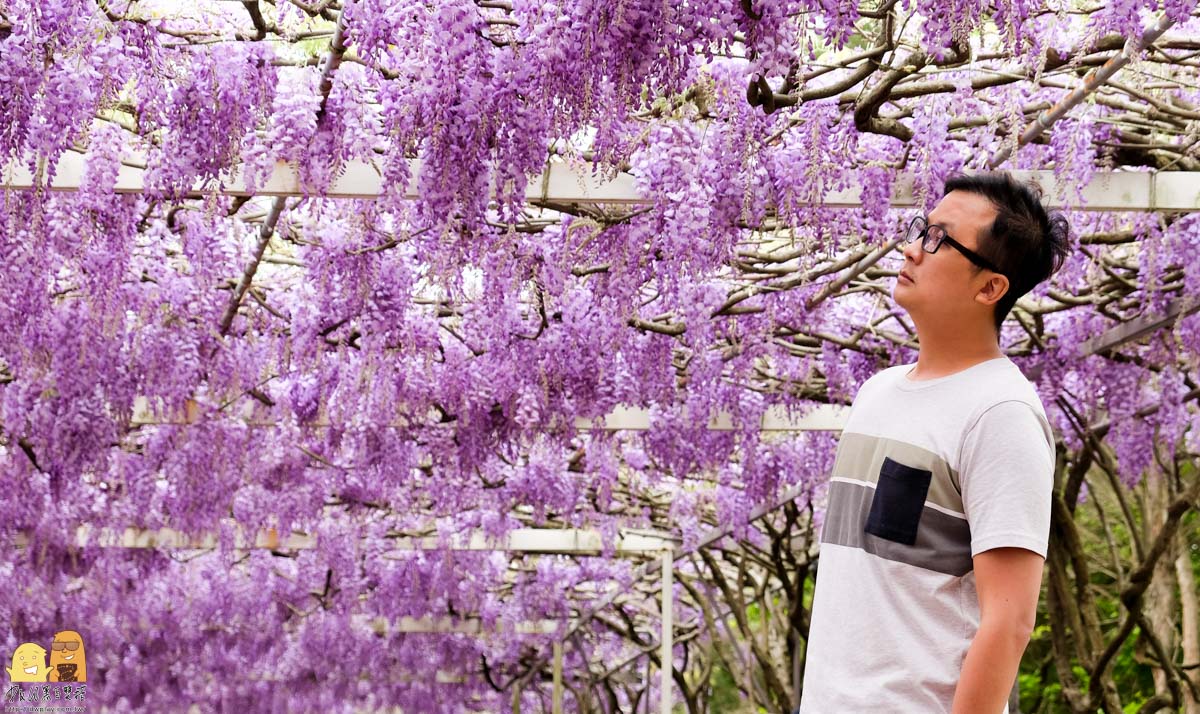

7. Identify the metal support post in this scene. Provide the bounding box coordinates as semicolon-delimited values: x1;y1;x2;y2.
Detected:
553;641;563;714
661;549;673;714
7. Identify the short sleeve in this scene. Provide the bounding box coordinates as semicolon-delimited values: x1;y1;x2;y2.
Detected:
958;400;1054;558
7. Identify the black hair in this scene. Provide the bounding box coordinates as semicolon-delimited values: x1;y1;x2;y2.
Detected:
942;173;1070;331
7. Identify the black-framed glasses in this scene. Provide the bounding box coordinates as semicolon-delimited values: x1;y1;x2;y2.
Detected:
903;216;1002;274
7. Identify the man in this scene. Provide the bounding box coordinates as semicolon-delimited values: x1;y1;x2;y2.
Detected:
799;173;1070;713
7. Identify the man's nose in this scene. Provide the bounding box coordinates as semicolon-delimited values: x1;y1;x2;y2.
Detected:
900;239;922;263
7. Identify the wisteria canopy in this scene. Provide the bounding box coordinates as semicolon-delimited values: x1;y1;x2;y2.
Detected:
2;0;1200;712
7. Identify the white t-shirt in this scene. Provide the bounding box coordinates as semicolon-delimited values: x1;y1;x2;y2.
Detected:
799;357;1054;713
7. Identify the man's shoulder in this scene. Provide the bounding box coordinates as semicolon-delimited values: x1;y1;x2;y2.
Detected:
846;358;1048;431
854;363;911;395
965;359;1047;412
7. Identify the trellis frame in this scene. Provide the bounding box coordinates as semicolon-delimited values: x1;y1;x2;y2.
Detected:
8;152;1192;714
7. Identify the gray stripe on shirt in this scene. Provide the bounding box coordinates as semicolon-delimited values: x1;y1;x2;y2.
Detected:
821;479;974;577
831;431;964;514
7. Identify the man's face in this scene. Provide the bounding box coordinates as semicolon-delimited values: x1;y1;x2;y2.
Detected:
893;190;999;323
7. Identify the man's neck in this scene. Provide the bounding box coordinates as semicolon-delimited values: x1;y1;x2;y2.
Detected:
908;319;1005;381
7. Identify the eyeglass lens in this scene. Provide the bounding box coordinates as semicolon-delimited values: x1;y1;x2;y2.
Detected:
905;217;942;253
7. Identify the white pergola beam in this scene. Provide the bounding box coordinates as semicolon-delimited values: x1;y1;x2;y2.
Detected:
1;154;641;204
7;525;318;550
577;403;848;431
5;153;1200;211
385;528;678;554
127;397;850;432
387;616;560;635
13;526;678;554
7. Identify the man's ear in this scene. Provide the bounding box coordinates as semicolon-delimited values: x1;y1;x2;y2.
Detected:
975;273;1009;307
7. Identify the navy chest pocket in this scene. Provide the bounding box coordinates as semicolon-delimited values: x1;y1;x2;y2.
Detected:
865;457;933;546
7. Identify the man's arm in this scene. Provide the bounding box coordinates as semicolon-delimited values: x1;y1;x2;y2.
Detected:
951;547;1044;714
